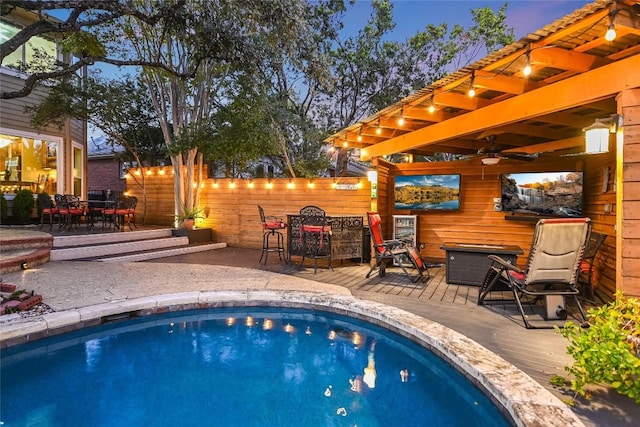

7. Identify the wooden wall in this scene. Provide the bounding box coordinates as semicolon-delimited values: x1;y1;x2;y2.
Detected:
129;150;619;298
377;153;617;298
126;173;372;249
620;89;640;298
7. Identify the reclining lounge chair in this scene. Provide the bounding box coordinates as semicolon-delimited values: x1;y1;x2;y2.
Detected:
365;211;430;283
477;217;591;329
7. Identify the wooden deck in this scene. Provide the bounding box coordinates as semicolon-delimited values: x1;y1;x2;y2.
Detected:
146;246;639;427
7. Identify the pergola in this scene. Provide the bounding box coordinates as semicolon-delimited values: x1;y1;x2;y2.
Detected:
326;0;640;297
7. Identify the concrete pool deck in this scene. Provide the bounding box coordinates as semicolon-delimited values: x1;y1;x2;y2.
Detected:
1;260;584;427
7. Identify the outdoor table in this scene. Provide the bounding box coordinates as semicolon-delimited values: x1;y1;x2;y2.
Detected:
440;242;523;286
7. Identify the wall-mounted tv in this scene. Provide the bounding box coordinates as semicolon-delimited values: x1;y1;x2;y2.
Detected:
501;171;584;217
394;174;461;211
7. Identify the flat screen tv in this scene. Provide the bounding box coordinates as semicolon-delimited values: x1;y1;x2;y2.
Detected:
394;174;461;211
501;171;584;217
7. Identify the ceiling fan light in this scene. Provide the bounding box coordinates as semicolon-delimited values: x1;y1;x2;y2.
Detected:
481;156;501;166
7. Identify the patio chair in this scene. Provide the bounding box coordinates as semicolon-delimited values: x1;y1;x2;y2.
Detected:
299;205;332;273
577;231;607;303
37;193;59;230
365;212;430;283
258;205;287;265
477;217;591;329
115;196;138;230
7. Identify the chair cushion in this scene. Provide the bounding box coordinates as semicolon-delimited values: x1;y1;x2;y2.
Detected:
302;224;331;233
579;260;591;273
509;270;525;281
264;221;286;230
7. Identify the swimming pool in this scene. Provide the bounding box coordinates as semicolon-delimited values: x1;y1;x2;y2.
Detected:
1;307;511;426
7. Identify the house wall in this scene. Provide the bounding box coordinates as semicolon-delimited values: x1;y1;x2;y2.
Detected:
1;71;86;196
88;158;125;192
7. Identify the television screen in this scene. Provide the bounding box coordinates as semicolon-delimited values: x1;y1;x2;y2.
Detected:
501;172;583;217
394;174;461;211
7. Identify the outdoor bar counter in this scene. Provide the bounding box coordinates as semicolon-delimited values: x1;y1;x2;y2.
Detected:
287;214;364;262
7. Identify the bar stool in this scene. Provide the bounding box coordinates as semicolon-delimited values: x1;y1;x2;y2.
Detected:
258;205;288;264
299;205;332;273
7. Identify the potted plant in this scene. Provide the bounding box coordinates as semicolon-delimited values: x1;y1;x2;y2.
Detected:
174;204;204;230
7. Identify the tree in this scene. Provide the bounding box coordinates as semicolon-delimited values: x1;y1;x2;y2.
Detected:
30;74;168;224
319;1;515;174
119;0;330;222
1;0;191;99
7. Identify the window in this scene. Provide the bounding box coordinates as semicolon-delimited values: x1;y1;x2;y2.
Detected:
1;21;59;72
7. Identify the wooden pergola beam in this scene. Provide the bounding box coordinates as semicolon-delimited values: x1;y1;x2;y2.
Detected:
360;54;640;160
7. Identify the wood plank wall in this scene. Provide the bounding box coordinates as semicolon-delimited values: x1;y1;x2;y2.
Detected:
377;153;618;298
129;150;619;298
620;89;640;298
126;174;372;249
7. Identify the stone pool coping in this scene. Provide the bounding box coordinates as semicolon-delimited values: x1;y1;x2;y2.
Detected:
0;290;584;427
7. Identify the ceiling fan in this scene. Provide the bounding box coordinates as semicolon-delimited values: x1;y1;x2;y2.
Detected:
476;136;537;165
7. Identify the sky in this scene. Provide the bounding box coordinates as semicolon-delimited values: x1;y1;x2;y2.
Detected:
347;0;589;40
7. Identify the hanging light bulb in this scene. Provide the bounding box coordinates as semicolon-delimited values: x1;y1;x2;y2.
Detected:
522;46;532;77
397;107;405;126
357;126;363;142
605;22;616;41
376;118;382;135
428;93;435;114
467;71;476;98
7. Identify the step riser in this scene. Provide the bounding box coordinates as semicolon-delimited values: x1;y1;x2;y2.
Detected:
97;243;227;262
53;229;174;248
0;237;52;252
50;237;189;261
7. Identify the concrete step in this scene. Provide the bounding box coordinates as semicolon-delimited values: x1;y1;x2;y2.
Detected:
96;242;227;262
0;229;53;274
53;228;174;248
50;236;190;261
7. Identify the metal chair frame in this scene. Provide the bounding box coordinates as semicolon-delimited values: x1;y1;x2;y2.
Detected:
258;205;287;265
299;205;332;273
365;211;430;283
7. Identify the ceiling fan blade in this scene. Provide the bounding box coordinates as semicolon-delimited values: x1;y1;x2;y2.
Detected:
505;153;537;162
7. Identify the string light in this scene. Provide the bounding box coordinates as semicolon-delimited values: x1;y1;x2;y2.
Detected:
522;45;531;76
357;126;363;142
376;118;382;135
397;106;405;126
266;180;273;189
248;179;254;189
428;93;435;113
605;21;616;41
467;71;476;98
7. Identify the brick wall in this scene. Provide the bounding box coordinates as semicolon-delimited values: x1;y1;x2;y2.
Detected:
88;158;125;192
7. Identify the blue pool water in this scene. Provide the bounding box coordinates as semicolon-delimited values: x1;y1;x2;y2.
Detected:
1;308;510;426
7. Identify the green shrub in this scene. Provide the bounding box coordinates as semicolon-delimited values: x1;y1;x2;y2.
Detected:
553;292;640;404
12;189;35;224
0;192;7;222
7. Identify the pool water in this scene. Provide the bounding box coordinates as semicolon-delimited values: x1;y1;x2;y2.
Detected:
1;308;510;426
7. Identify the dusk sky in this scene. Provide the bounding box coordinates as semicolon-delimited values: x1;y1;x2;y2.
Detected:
347;0;589;40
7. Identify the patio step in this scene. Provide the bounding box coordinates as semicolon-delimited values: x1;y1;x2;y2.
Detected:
0;229;53;274
50;229;226;262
